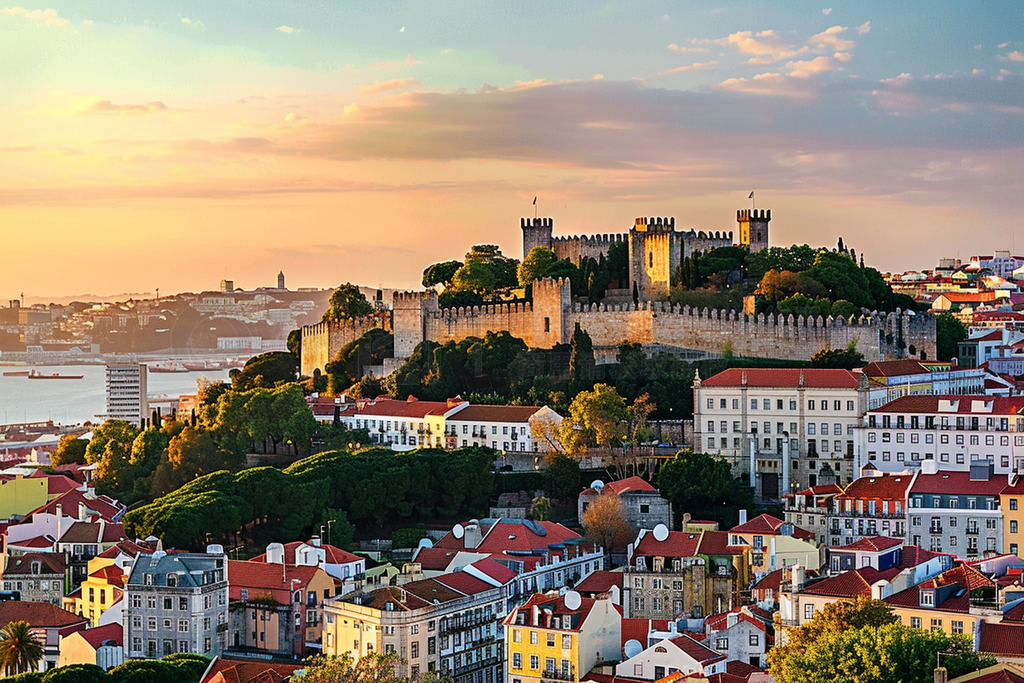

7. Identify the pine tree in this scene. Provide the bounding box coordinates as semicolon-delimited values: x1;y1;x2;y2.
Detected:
569;323;595;397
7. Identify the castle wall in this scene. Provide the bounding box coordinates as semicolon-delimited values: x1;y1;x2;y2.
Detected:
300;315;392;376
679;230;734;258
550;234;627;264
393;291;438;360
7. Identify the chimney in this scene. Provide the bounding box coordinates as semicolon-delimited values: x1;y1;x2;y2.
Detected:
78;502;87;521
56;504;63;541
739;509;748;525
98;520;106;544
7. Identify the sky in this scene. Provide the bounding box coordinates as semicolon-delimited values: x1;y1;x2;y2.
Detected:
1;1;1022;301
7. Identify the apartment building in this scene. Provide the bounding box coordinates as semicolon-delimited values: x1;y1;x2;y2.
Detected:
445;405;562;453
907;462;1004;557
105;363;148;425
1;552;66;604
693;368;868;498
824;472;914;547
861;360;990;410
864;395;1024;475
783;484;843;546
123;547;229;658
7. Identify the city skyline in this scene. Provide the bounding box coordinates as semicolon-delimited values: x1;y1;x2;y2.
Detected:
2;0;1022;299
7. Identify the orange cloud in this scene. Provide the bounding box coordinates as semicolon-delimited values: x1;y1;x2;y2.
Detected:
356;78;421;95
658;61;718;76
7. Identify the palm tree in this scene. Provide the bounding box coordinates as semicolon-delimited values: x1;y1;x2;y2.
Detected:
0;620;43;676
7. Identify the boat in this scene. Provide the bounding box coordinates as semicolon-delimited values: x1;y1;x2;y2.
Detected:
148;362;189;373
26;370;83;380
2;371;30;377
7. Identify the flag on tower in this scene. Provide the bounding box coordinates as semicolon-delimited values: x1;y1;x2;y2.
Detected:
533;196;537;205
748;191;754;199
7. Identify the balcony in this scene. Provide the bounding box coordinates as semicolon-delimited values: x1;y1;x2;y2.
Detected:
966;526;980;535
542;668;576;682
929;526;943;535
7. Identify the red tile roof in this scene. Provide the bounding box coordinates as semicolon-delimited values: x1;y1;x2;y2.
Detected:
337;397;462;420
620;618;670;648
227;560;322;603
0;601;88;628
883;584;970;613
411;547;462;571
76;623;122;650
29;489;124;521
980;623;1024;659
729;514;814;541
701;368;861;388
832;536;904;553
447;405;544;423
911;471;1006;496
249;540;361;566
200;657;303;683
861;360;930;378
605;477;656;494
752;568;783;594
89;564;125;588
433;571;495;596
792;484;844;497
668;634;727;665
839;473;914;501
705;608;768;633
697;530;747;556
801;567;900;598
897;545;949;570
634;531;702;559
2;552;66;576
576;570;624;595
870;395;1024;415
434;520;583;556
467;557;518;585
57;521;126;545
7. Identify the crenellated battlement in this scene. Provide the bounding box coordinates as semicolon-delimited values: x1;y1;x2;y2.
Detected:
300;312;392;376
737;209;771;222
633;216;676;231
521;217;554;229
679;229;734;242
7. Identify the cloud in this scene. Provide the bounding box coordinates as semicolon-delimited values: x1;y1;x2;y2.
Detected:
276;25;297;34
717;29;807;64
593;74;604;80
717;72;815;98
658;61;718;76
667;43;709;54
1007;51;1024;62
86;100;171;115
181;17;191;24
822;8;832;15
1;6;66;26
857;21;871;35
356;78;420;95
399;26;405;33
786;55;843;78
808;26;856;51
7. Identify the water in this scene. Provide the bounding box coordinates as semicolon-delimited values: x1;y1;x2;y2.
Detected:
0;365;232;427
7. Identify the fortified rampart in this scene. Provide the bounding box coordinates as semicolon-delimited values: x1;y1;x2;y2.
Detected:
300;314;392;377
550;233;628;264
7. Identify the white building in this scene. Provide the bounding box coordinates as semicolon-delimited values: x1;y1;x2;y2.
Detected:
864;395;1024;475
693;368;869;498
445;405;562;453
860;360;990;410
970;251;1024;280
336;397;468;451
907;461;1004;557
105;364;147;425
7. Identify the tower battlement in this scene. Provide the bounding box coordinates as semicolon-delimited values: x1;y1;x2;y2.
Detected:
737;208;770;253
633;216;676;232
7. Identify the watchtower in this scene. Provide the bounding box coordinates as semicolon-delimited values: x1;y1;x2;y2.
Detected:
521;217;554;258
737;209;770;253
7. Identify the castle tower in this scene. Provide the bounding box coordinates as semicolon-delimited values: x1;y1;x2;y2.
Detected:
277;271;285;290
392;290;439;359
531;277;572;346
629;216;676;300
737;209;770;253
521;217;554;258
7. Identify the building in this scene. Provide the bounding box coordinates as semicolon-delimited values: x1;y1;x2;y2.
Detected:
693;368;868;498
1;552;66;604
824;472;914;547
783;484;843;546
727;514;820;576
57;623;124;671
908;462;1005;557
882;563;999;636
863;395;1024;475
615;632;727;679
199;657;303;683
445;404;563;453
861;360;990;410
0;473;50;521
323;569;508;683
63;558;126;626
0;600;88;672
105;363;148;425
704;606;773;668
249;537;366;596
828;537;904;573
124;547;229;659
1002;475;1024;558
578;478;673;532
226;557;334;658
334;397;467;451
624;529;749;620
960;329;1024;370
504;592;621;683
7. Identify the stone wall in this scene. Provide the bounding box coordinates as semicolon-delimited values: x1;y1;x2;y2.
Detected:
300;314;392;376
550;233;627;264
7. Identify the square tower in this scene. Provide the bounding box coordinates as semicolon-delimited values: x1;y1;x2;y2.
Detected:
737;209;770;253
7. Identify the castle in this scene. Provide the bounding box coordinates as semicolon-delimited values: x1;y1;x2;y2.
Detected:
300;208;936;376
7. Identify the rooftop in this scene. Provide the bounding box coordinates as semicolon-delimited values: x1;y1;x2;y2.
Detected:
701;368;861;389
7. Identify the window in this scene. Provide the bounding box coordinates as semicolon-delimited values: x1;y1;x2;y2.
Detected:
716;637;728;650
547;634;556;647
513;653;522;670
749;634;759;646
911;617;921;629
790;400;797;410
562;634;572;649
1012;521;1018;534
763;399;770;410
178;620;189;633
952;621;964;634
809;400;815;410
512;629;522;643
751;399;757;410
530;655;540;670
411;642;419;659
530;631;538;645
803;604;814;620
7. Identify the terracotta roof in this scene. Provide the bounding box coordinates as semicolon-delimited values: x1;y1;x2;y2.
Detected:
0;600;88;628
29;489;124;522
870;395;1024;415
839;474;913;501
751;569;783;593
576;570;623;595
698;530;747;556
433;571;496;596
832;536;904;552
701;368;861;388
200;657;303;683
884;584;970;613
3;552;66;576
634;530;702;559
705;608;768;633
57;521;126;545
76;623;122;650
402;577;469;605
861;360;930;378
466;557;518;585
96;539;152;560
10;535;56;550
604;477;656;494
43;475;79;496
792;484;844;497
227;560;321;601
409;546;461;571
801;567;900;598
447;405;544;423
897;545;949;569
668;633;727;665
88;564;125;588
507;592;601;629
911;471;1006;497
620;618;670;648
979;623;1024;659
249;540;361;566
434;519;583;556
729;514;815;541
337;397;461;419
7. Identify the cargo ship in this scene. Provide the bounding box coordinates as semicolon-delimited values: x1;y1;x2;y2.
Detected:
2;371;30;377
26;370;83;380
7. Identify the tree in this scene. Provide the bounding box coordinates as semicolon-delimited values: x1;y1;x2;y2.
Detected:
0;621;43;677
422;260;463;288
582;491;635;555
627;393;656;443
518;247;558;287
325;329;394;394
560;384;627;456
810;341;865;369
85;420;141;495
544;453;581;500
300;651;451;683
528;496;551;521
658;450;753;527
323;283;374;322
287;328;302;360
50;434;88;467
450;260;497;294
231;351;300;391
936;312;968;362
40;663;106;683
316;508;356;549
568;324;595;397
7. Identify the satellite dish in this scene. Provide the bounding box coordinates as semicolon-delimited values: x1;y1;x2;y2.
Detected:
452;524;464;540
417;538;434;550
590;480;605;492
653;524;669;542
564;590;582;611
624;639;644;659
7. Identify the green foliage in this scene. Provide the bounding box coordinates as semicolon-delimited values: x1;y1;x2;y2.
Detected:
936;312;968;362
287;328;302;359
669;286;743;311
125;447;495;549
201;383;316;457
658;450;754;528
392;528;428;549
544;453;582;500
5;673;43;683
50;433;88;467
698;246;748;285
518;247;559;287
84;420;140;496
40;664;106;683
437;290;483;309
316;508;355;548
528;496;552;521
159;653;209;683
810;342;866;369
0;621;43;677
325;329;394;394
323;283;374;322
807;251;873;308
568;324;595;396
106;658;200;683
560;383;627;455
745;245;819;282
422;260;463;288
232;351;299;391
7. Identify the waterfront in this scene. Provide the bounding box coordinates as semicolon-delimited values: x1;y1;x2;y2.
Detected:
0;365;231;426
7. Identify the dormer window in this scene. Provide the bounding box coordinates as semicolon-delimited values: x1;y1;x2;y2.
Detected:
145;574;153;586
167;574;177;587
921;591;935;607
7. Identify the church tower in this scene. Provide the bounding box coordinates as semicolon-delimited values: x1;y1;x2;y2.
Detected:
277;271;286;290
738;209;770;253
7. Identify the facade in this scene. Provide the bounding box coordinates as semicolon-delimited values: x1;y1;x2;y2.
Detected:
693;368;868;498
57;623;124;671
783;484;843;546
704;607;771;668
335;397;466;451
250;537;366;596
882;563;999;637
861;360;990;410
123;549;229;659
828;537;904;573
105;363;147;425
1001;475;1024;558
727;514;820;576
615;633;727;679
824;472;914;548
907;462;1004;557
324;571;507;683
1;552;66;604
864;395;1024;475
504;593;621;683
64;559;125;626
578;477;673;532
0;601;89;672
446;405;563;453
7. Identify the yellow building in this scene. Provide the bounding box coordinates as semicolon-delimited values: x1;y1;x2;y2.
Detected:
504;592;620;683
1002;476;1024;558
57;622;124;670
0;474;49;520
882;564;1001;637
63;557;124;626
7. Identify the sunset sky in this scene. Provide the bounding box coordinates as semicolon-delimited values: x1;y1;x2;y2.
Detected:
2;1;1022;301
